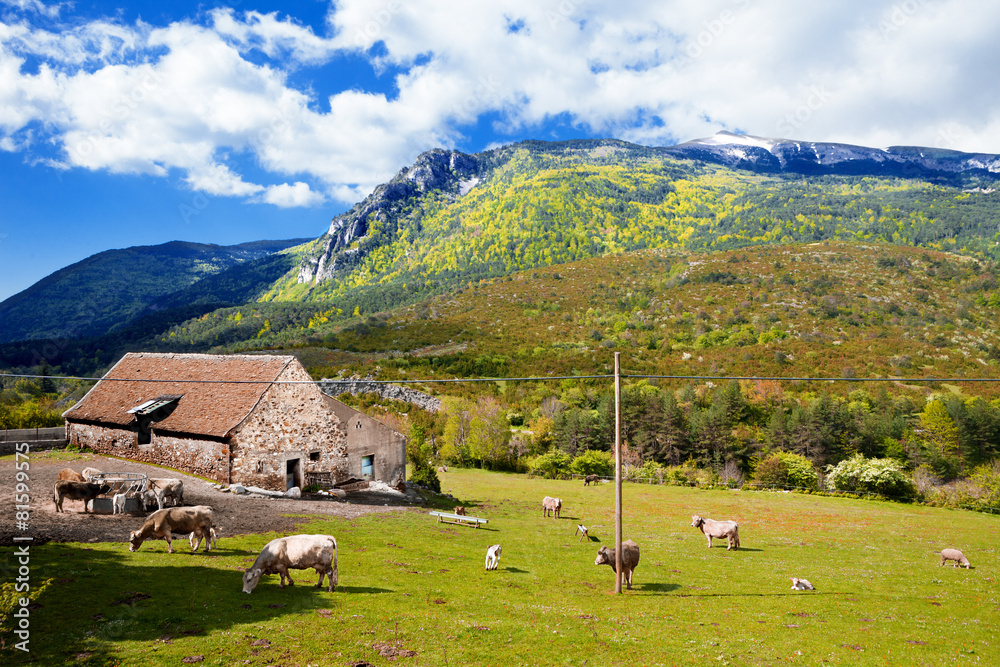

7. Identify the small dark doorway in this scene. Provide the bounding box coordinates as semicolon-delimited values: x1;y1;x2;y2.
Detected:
286;458;301;490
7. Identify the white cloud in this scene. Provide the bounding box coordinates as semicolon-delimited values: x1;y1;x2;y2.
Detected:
260;181;323;207
2;0;1000;211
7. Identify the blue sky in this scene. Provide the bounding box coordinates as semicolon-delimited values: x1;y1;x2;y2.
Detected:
2;0;1000;302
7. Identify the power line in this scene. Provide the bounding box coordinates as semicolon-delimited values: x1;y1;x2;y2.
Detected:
1;371;997;384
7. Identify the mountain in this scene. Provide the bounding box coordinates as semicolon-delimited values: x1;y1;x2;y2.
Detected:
662;131;1000;180
271;135;1000;310
0;239;310;343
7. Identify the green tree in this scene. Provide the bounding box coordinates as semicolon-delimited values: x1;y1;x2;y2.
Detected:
917;399;963;478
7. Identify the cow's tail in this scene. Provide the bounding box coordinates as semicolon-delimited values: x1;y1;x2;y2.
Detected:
734;526;741;549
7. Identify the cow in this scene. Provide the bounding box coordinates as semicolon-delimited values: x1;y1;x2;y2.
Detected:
242;534;338;594
54;480;112;513
190;527;219;551
128;506;216;553
454;506;467;516
148;478;184;507
542;496;562;518
691;515;740;550
791;577;815;590
595;540;640;590
81;467;103;481
112;493;127;515
937;549;972;569
57;468;86;483
584;474;601;486
485;544;501;570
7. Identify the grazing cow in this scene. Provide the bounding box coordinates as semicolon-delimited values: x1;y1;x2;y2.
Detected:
148;478;184;507
53;480;112;513
438;466;448;473
485;544;502;570
242;534;338;593
595;540;640;590
790;577;815;590
128;506;216;553
691;515;740;550
57;468;86;483
112;493;127;515
937;549;972;569
81;467;103;481
542;496;562;518
584;474;601;486
454;506;467;516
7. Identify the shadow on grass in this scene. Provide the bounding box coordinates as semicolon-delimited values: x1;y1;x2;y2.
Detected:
503;567;530;573
637;583;682;593
2;543;368;666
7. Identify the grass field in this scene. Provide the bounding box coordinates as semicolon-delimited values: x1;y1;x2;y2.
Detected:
3;468;998;666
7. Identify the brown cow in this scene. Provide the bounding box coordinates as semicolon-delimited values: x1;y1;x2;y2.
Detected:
595;540;641;590
54;480;112;513
584;474;601;486
128;506;216;553
57;468;86;483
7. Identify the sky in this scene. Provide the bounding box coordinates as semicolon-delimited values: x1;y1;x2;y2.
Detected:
2;0;1000;302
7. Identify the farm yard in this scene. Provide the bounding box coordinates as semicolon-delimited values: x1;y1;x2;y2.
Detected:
1;453;998;666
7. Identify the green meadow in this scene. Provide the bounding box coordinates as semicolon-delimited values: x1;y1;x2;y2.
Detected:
4;468;998;666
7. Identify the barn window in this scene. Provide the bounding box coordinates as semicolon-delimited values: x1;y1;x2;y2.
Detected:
355;421;362;429
309;451;320;462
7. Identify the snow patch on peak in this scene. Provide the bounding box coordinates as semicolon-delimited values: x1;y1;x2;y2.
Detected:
697;131;778;152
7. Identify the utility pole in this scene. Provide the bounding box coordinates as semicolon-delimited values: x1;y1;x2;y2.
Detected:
614;351;622;594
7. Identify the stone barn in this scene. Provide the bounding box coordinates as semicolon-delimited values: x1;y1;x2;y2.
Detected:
324;395;407;487
63;352;406;491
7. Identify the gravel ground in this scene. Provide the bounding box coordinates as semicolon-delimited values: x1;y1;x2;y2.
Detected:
0;450;426;546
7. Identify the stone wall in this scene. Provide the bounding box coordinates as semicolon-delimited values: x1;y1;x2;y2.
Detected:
230;362;349;491
319;378;442;412
66;421;229;482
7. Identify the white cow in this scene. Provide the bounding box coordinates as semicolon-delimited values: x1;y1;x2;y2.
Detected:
790;577;815;590
691;515;740;550
148;478;184;507
243;535;339;593
112;493;127;515
128;506;216;553
542;496;562;518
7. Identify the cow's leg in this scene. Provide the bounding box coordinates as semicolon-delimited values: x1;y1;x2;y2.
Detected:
191;529;203;552
164;530;174;554
706;535;712;549
315;567;326;588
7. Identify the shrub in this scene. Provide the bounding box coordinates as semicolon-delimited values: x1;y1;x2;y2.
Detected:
408;465;441;493
627;459;664;483
825;455;915;499
753;452;818;490
570;450;613;477
528;449;572;479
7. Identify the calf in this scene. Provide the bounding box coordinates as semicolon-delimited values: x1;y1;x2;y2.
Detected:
242;534;338;593
595;539;640;590
454;506;467;516
57;468;86;483
542;496;562;518
128;506;216;553
485;544;501;570
148;478;184;507
691;515;740;550
790;577;815;590
81;467;103;481
54;480;112;513
112;493;127;515
584;474;601;486
937;549;972;569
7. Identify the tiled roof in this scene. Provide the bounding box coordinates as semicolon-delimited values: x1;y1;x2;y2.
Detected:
63;353;295;438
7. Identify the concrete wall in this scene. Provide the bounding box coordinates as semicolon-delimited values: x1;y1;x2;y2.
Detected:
342;412;407;486
66;421;230;483
229;362;349;491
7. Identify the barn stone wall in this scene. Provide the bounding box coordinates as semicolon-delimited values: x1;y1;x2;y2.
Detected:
343;413;407;485
66;421;230;483
229;363;349;491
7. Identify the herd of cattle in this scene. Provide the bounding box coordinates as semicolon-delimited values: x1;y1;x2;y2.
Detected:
50;465;974;595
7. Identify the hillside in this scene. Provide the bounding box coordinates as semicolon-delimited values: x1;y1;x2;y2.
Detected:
0;239;310;343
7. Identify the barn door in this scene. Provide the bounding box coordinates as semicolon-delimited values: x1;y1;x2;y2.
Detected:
361;455;374;480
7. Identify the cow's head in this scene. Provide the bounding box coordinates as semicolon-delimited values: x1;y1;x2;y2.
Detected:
242;568;263;594
127;531;142;552
594;546;611;566
691;515;704;528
